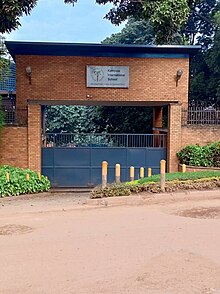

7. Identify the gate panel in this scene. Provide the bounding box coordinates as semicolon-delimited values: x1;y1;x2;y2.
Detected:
42;148;54;186
54;167;90;187
54;148;90;166
41;134;167;187
145;149;167;174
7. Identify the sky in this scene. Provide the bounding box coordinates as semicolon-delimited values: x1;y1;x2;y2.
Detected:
4;0;124;43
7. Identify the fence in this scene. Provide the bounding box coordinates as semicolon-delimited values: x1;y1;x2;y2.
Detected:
2;108;28;126
182;105;220;125
43;133;167;148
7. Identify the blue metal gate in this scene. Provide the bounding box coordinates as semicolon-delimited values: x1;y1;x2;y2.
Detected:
42;133;167;187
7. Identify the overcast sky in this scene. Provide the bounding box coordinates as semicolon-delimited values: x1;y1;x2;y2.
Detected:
4;0;124;43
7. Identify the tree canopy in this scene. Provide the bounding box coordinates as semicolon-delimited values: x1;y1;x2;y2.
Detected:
0;0;77;34
102;17;154;45
1;0;218;44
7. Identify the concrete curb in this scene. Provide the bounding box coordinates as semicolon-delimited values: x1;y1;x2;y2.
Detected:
86;189;220;207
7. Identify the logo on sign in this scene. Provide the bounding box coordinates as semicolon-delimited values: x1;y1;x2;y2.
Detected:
91;67;104;82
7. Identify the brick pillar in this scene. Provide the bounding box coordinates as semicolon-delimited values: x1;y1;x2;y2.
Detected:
28;104;41;172
167;104;182;173
153;106;163;133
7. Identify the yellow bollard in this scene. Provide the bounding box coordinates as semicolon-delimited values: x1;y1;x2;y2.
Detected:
130;166;134;182
140;167;144;179
37;172;41;180
160;160;166;192
182;164;186;173
6;172;10;182
26;173;30;181
115;164;121;184
102;161;108;188
45;176;48;180
148;168;152;177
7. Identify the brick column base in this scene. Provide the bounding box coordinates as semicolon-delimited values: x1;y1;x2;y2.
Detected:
167;104;182;173
28;104;41;172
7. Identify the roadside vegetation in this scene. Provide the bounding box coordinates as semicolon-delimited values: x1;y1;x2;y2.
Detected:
177;142;220;167
91;171;220;198
0;166;50;197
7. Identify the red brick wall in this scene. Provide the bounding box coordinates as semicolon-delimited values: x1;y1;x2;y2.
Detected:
28;104;41;172
16;55;189;108
0;127;28;168
181;125;220;147
12;54;190;175
168;104;182;172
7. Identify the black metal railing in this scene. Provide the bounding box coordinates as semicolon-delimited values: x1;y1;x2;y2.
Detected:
3;108;28;126
43;133;167;148
182;106;220;125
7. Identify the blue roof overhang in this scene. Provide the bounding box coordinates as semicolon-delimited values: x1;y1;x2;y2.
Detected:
5;41;201;61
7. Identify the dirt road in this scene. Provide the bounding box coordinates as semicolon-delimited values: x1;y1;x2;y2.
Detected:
0;192;220;294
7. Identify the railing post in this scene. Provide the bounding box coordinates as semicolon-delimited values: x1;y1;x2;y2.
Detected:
102;161;108;188
115;164;120;184
160;160;166;192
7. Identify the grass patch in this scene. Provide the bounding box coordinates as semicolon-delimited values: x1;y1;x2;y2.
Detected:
91;171;220;198
129;171;220;185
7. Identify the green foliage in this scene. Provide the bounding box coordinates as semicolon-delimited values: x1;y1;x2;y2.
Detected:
0;166;50;197
177;142;220;167
95;106;152;133
46;106;99;133
0;0;78;34
135;171;220;184
102;18;154;45
91;171;220;198
46;106;153;134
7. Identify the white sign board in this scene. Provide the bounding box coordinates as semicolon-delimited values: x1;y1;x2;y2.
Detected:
87;66;129;88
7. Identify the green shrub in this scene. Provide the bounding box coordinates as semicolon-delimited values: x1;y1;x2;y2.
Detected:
0;165;50;197
177;142;220;167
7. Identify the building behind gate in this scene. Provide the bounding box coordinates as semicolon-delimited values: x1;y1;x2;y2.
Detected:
0;42;208;186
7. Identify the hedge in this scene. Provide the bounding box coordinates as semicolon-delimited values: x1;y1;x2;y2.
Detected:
0;165;50;197
177;141;220;167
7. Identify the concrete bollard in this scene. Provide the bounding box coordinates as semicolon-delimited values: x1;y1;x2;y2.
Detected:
130;166;134;182
26;173;30;181
6;172;10;182
115;164;121;184
160;160;166;192
182;164;186;173
140;167;144;179
148;168;152;177
102;161;108;188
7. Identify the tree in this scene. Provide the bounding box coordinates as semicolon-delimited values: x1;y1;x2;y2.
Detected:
46;106;99;133
95;106;153;133
1;0;218;44
190;8;220;102
0;0;77;34
102;17;154;45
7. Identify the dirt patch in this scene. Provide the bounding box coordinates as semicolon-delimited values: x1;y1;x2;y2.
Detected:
135;250;220;294
174;206;220;219
0;224;33;235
